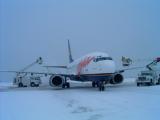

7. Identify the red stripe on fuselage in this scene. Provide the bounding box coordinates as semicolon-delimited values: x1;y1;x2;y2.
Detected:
77;56;95;75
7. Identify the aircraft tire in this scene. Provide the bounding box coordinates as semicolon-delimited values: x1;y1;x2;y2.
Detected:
30;82;35;87
66;82;70;88
18;83;23;87
99;86;102;91
96;83;99;87
99;81;105;91
92;82;96;87
158;80;160;85
101;86;105;91
62;84;65;88
147;82;151;86
99;86;105;91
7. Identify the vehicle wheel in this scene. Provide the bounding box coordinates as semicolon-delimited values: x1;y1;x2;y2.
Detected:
148;82;152;86
158;80;160;85
92;82;96;87
137;83;140;87
66;82;70;88
18;83;23;87
150;79;154;85
156;82;159;85
62;84;65;88
30;82;35;87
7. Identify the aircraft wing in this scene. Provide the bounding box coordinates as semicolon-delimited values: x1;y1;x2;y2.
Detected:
43;66;67;68
117;66;145;73
0;70;72;77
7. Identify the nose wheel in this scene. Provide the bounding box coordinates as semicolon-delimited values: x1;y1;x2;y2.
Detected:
98;81;105;91
92;81;105;91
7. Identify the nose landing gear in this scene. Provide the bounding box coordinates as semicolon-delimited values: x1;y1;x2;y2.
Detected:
92;81;105;91
98;81;105;91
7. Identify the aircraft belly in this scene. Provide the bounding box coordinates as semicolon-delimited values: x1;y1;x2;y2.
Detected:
70;73;113;82
82;74;113;81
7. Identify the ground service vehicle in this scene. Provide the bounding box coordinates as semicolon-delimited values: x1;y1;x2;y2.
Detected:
136;57;160;86
13;75;41;87
13;57;43;87
137;70;160;86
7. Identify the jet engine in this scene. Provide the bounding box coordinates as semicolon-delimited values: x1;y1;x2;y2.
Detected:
49;75;64;87
110;74;123;84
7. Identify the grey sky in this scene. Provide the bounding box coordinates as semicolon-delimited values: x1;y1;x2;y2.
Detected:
0;0;160;81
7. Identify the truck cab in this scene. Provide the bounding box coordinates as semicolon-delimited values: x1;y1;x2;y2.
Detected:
136;70;159;86
30;76;41;87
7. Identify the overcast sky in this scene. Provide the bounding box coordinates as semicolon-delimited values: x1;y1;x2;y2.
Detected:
0;0;160;81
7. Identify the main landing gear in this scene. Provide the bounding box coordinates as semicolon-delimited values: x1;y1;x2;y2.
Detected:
92;81;105;91
62;82;70;88
62;77;70;88
92;81;99;87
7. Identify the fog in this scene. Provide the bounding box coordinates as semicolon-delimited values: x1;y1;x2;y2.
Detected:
0;0;160;82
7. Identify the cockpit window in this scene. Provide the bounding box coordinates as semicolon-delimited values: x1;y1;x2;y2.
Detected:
93;56;113;62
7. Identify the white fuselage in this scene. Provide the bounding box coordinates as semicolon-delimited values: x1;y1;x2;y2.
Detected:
48;51;123;90
67;52;116;75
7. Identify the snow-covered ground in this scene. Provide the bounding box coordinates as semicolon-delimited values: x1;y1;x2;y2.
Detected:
0;78;160;120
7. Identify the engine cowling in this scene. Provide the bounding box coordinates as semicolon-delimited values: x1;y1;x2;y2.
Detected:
49;75;64;87
110;74;123;84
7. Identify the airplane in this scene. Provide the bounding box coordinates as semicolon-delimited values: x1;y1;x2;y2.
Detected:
0;40;140;91
43;40;125;91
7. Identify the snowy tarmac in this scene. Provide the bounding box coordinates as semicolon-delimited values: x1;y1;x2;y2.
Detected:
0;78;160;120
